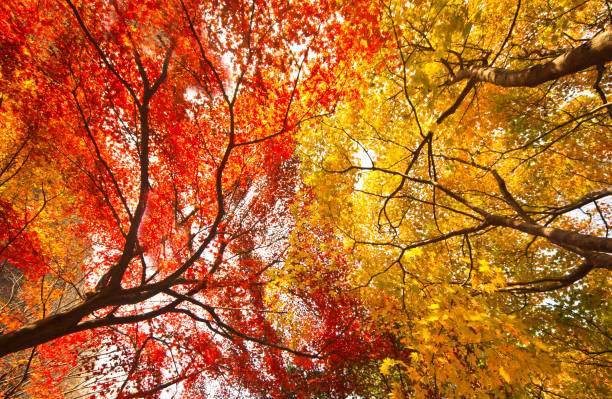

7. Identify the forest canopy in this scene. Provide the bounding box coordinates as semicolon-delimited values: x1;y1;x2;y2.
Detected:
0;0;610;398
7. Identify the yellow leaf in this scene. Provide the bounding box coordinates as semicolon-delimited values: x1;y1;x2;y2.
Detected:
380;358;395;376
500;366;511;383
478;259;490;272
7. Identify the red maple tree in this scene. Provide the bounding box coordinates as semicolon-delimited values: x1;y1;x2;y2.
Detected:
0;0;386;397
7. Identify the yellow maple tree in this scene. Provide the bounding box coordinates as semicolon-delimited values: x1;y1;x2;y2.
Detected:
296;0;611;397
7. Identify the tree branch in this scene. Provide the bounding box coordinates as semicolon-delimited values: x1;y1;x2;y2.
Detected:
450;27;612;87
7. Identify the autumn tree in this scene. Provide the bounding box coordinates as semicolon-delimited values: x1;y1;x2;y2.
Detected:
3;0;610;397
0;0;383;396
297;0;611;397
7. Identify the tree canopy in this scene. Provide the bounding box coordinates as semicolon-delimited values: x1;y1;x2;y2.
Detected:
0;0;610;398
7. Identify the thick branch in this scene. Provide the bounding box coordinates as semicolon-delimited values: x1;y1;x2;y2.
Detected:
451;27;612;87
0;281;178;358
486;214;612;254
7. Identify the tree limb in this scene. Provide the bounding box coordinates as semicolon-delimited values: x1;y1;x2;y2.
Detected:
450;27;612;87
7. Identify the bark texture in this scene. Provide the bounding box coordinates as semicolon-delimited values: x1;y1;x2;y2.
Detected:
485;214;612;254
452;27;612;87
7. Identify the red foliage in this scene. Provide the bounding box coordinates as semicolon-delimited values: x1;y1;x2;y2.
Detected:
0;0;384;397
0;200;47;278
